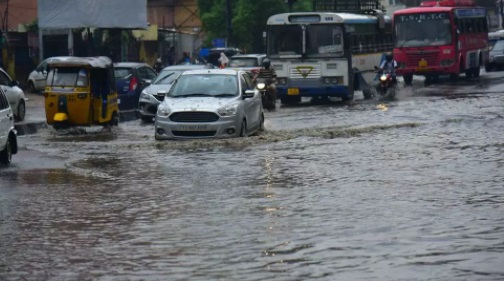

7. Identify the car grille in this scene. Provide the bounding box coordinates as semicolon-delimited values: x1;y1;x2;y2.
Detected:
289;65;321;79
169;112;219;123
406;51;439;67
154;94;165;102
172;131;217;137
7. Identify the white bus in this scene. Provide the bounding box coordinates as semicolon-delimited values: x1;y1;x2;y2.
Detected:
266;11;393;104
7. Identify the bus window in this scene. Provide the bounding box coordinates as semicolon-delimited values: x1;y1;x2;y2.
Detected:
306;25;344;57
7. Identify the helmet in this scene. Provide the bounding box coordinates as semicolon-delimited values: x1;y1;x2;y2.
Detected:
385;52;393;62
262;58;271;69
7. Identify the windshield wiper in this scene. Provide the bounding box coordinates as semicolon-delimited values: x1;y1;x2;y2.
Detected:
174;93;212;98
214;93;236;97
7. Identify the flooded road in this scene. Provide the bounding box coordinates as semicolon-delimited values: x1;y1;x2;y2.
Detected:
1;75;504;280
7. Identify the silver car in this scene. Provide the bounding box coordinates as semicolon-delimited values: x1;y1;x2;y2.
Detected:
154;69;264;140
138;64;214;122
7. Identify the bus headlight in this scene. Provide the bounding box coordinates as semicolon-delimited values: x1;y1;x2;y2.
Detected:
331;77;339;84
278;78;287;85
323;77;331;84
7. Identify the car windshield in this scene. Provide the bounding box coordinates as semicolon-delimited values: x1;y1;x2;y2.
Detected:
268;25;303;57
168;74;238;98
491;39;504;51
152;70;182;85
47;67;88;87
229;58;259;67
114;68;132;78
395;12;452;47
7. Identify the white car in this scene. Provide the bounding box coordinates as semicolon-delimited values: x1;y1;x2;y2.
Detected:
155;69;264;140
0;87;18;165
27;56;72;92
0;68;26;121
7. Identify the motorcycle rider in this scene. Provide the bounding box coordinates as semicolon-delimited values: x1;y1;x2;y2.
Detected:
253;58;277;98
376;52;398;92
379;52;398;81
153;58;164;73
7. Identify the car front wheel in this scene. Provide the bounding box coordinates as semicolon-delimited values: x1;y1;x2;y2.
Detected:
16;100;25;122
0;138;12;165
239;120;247;137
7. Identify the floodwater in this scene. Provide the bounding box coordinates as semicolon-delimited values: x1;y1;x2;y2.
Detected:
1;75;504;280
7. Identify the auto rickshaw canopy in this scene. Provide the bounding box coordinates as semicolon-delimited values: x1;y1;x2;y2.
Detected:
47;56;114;69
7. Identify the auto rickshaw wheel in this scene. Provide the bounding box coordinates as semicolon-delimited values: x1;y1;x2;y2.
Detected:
110;112;119;127
53;122;67;131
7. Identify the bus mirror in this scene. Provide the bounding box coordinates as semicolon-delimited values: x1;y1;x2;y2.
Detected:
375;10;385;29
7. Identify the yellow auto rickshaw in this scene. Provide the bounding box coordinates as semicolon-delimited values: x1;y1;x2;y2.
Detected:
44;56;119;130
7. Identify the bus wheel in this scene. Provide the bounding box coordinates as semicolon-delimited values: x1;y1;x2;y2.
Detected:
403;74;413;86
449;73;459;82
472;67;480;78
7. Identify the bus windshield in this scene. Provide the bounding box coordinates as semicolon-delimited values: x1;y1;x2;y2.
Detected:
268;25;303;56
395;12;452;47
268;24;344;57
307;25;344;57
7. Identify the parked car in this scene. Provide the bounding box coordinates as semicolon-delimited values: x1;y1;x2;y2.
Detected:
205;47;242;67
154;69;264;140
485;31;504;72
0;68;26;121
228;54;267;74
138;64;215;122
26;56;73;92
0;87;18;165
113;62;158;111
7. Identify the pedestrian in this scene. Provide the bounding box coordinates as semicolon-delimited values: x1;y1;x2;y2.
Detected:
153;57;164;73
218;52;229;69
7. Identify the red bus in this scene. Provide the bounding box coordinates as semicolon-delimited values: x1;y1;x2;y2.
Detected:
393;0;489;84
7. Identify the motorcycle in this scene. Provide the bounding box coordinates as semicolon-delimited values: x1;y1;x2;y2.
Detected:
255;78;276;110
374;66;397;100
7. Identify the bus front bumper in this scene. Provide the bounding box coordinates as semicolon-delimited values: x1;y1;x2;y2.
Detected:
397;65;458;76
277;85;350;98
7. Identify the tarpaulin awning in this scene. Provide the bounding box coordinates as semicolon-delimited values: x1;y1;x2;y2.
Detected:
38;0;148;29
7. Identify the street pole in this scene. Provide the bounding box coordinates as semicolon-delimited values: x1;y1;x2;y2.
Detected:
226;0;232;47
501;0;504;29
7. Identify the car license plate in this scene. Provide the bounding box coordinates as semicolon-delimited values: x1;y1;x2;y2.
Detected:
177;125;209;131
287;88;299;95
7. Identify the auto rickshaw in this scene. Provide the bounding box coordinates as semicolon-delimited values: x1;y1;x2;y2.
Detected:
44;56;119;130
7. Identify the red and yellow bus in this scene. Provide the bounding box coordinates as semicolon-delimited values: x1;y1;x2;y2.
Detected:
393;0;488;84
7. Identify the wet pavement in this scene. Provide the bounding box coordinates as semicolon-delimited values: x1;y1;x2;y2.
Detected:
1;72;504;280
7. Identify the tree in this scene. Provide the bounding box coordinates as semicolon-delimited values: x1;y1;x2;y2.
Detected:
198;0;313;53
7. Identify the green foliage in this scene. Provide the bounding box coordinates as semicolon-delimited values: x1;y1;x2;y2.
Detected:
198;0;313;53
24;19;38;32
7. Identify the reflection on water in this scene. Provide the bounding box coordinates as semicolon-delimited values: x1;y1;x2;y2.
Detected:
1;90;504;280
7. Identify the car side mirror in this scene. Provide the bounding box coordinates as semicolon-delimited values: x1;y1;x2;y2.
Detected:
144;79;152;86
243;90;255;99
43;70;47;76
11;80;19;87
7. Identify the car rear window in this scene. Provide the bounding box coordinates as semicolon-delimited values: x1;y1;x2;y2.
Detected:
114;68;132;78
229;58;259;67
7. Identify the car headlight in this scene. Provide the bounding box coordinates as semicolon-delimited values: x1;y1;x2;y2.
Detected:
489;55;495;62
218;103;239;117
257;83;266;90
141;91;151;100
157;105;171;117
380;75;387;82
